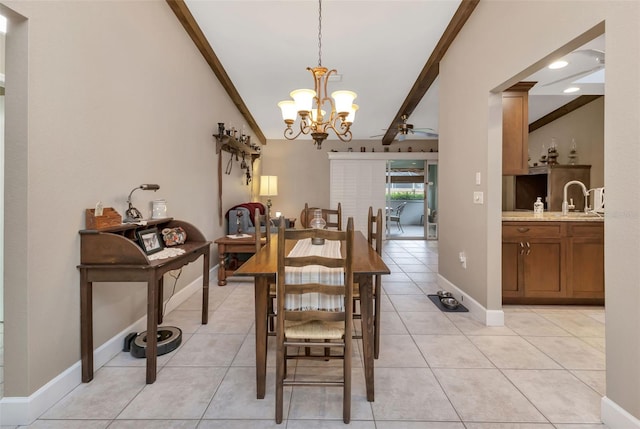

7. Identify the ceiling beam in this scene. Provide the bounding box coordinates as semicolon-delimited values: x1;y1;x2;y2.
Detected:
528;95;603;133
381;0;480;145
166;0;266;145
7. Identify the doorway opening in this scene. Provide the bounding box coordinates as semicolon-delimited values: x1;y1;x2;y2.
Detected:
385;159;438;240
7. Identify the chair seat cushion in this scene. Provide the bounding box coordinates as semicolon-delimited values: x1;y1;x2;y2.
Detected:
285;320;345;340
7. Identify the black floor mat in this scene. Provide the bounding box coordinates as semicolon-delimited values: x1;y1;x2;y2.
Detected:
427;294;469;312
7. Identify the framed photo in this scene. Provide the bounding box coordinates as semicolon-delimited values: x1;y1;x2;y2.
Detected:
137;228;164;255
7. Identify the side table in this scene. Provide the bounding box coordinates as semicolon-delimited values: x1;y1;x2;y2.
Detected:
214;235;258;286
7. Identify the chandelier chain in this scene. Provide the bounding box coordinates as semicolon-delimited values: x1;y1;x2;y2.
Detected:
317;0;322;67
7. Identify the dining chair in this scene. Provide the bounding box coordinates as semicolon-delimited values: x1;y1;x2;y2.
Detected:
275;217;354;424
353;207;384;358
300;202;342;230
386;201;407;233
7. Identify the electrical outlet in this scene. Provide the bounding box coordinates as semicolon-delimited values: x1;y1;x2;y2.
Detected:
473;191;484;204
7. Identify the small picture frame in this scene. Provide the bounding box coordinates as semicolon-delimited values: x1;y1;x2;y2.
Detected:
137;228;164;255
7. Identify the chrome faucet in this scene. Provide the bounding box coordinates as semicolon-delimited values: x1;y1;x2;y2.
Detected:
562;180;589;216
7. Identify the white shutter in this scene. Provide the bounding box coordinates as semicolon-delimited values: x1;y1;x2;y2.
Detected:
330;158;387;232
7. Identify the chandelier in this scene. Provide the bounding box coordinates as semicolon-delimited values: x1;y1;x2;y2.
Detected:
277;0;358;150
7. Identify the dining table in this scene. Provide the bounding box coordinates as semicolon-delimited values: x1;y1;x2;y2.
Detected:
233;230;390;402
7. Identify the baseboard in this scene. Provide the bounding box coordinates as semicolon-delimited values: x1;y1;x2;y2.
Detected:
436;274;504;326
602;396;640;428
0;266;217;426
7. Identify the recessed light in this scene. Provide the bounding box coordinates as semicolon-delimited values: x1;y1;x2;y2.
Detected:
563;87;580;93
549;60;568;69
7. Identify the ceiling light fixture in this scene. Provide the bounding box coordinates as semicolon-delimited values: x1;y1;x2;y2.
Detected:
548;60;569;69
277;0;358;150
563;86;580;93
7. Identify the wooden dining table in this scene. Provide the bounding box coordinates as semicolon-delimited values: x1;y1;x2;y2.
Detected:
233;230;390;402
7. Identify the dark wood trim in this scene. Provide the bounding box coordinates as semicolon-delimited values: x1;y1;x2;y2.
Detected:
506;81;537;92
166;0;266;145
381;0;480;145
528;95;602;133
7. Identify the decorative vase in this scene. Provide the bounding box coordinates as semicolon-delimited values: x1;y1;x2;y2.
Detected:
309;209;326;245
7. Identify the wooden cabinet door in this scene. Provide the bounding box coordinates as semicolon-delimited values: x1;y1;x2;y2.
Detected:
502;82;535;176
522;239;564;297
502;241;523;298
567;223;604;299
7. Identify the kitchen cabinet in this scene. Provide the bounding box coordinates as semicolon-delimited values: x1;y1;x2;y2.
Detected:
514;165;591;211
502;223;563;301
502;220;604;304
566;222;604;300
502;82;536;176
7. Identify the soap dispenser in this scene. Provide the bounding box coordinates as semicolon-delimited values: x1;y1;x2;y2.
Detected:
533;197;544;217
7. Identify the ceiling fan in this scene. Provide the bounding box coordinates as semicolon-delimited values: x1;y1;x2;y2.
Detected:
372;114;439;141
541;49;605;88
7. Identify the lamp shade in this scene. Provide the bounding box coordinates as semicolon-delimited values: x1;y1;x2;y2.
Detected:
290;89;316;113
259;176;278;197
277;100;297;122
346;104;359;123
331;90;357;114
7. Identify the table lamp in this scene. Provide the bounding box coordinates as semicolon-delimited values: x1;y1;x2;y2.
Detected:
259;175;278;217
124;183;160;222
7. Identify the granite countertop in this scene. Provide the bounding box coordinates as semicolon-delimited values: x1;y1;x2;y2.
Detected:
502;211;604;222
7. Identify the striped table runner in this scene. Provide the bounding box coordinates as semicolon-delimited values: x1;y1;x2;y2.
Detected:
284;238;345;311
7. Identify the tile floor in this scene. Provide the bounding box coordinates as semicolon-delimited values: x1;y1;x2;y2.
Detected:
4;240;608;428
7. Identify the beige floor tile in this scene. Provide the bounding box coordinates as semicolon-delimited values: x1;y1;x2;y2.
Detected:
382;282;424;295
465;424;554;429
399;311;462;335
198;420;284;429
108;421;198;429
165;333;244;367
40;367;146;419
407;271;439;283
389;256;423;265
524;336;605;370
504;312;572;336
383;271;413;282
469;336;562;369
537;312;605;337
374;335;428;368
286;366;373;421
433;368;546;423
371;367;459;421
446;313;517;336
286;421;376;429
117;367;226;419
503;369;603;424
571;369;606;395
196;309;255;334
580;336;606;353
375;423;464;429
377;311;410;335
161;309;209;334
413;334;494;369
19;421;111;429
388;294;440;312
400;264;431;273
204;367;287;420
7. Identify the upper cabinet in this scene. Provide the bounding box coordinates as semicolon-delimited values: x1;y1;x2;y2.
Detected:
502;82;536;175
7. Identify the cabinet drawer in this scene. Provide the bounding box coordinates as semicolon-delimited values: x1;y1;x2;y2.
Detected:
503;223;562;238
567;222;604;238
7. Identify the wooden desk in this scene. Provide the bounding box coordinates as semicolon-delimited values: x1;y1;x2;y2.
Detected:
214;235;258;286
234;231;389;401
78;218;211;384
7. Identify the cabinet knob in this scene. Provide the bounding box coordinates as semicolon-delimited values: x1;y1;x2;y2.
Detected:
517;227;530;233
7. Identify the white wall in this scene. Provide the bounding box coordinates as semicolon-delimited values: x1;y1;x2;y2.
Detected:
438;1;639;423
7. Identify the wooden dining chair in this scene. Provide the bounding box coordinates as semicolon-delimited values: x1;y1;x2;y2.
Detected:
353;207;384;358
275;217;354;424
300;202;342;230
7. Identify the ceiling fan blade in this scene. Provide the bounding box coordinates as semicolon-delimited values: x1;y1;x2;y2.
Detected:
541;65;603;87
413;130;439;138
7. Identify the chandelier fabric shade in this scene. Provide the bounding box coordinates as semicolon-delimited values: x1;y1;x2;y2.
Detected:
277;0;358;149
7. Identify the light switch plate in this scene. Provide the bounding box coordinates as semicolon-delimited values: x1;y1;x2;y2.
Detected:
473;191;484;204
475;172;481;185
